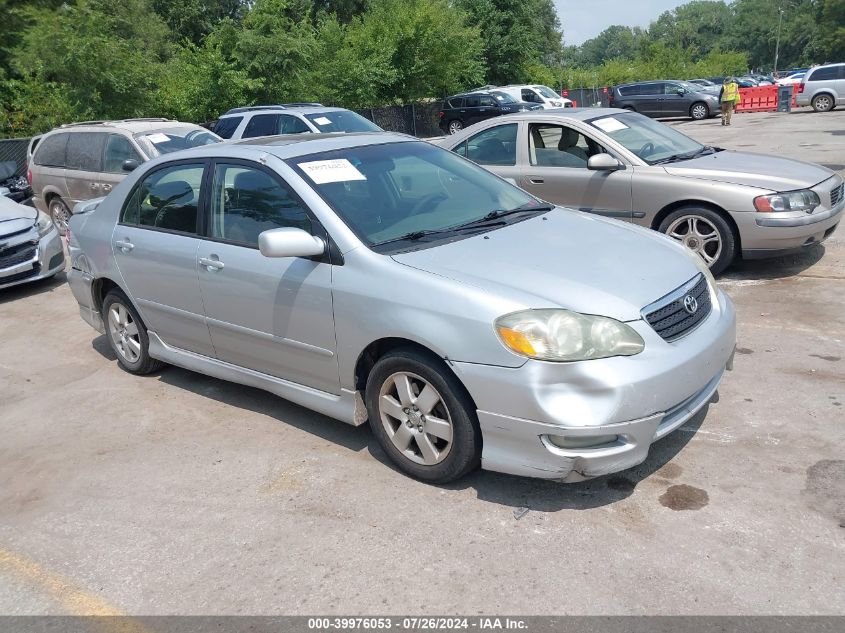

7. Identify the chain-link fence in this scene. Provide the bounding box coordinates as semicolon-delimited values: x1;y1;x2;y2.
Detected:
563;88;611;108
0;138;31;176
355;101;443;138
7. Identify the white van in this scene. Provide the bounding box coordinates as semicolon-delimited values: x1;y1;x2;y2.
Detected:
495;85;573;109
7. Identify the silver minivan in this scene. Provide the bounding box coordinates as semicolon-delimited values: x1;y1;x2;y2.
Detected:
796;63;845;112
30;119;220;234
67;133;736;484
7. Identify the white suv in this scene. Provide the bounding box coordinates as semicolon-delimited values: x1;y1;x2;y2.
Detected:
796;63;845;112
495;85;573;109
211;104;382;139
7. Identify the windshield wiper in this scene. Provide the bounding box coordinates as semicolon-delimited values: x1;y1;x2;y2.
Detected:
451;204;555;231
374;229;453;247
652;146;719;165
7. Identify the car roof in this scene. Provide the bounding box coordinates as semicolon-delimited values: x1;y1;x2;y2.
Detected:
479;107;631;122
53;119;201;133
218;106;352;118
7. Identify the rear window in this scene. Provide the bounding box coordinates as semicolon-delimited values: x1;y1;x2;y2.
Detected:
66;132;106;172
243;114;280;138
34;133;69;168
213;116;243;139
446;97;464;109
807;66;843;82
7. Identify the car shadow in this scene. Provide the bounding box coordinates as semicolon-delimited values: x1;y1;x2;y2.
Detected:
721;243;826;281
0;271;67;305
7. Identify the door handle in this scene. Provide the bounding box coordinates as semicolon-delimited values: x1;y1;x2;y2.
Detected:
89;182;99;190
199;257;225;271
114;239;134;253
528;177;545;184
102;183;112;193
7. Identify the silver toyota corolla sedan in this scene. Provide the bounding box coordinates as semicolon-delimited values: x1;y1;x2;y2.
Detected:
67;133;736;483
0;196;65;290
441;109;844;274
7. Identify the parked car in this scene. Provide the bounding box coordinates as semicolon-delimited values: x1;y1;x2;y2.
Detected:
608;81;721;120
687;79;718;88
0;161;32;205
441;108;843;274
0;196;64;290
30;119;220;235
66;132;736;483
211;104;382;140
439;90;542;135
796;63;845;112
494;85;573;109
776;72;805;86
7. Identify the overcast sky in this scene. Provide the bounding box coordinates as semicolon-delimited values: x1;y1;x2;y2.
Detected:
555;0;692;45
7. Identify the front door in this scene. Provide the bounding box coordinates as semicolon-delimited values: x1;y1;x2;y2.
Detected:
99;133;144;195
519;122;633;220
112;161;214;356
659;82;688;117
197;161;339;394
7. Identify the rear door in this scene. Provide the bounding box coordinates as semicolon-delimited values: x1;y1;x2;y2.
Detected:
462;95;483;126
630;83;662;117
64;132;107;206
242;114;282;138
196;160;338;393
112;160;214;356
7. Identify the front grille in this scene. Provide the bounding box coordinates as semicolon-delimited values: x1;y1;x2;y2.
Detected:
0;240;38;270
830;183;843;207
644;274;712;342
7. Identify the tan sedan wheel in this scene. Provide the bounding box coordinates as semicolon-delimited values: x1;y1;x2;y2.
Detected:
659;206;737;275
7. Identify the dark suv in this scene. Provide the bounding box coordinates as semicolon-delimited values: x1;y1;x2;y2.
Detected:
439;90;541;135
609;81;720;120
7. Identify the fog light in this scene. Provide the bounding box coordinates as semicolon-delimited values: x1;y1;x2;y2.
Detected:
547;434;618;449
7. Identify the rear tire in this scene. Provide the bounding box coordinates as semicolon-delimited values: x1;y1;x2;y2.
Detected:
447;119;463;135
102;289;165;375
658;206;737;275
365;348;481;483
690;102;709;120
811;94;834;112
49;197;70;236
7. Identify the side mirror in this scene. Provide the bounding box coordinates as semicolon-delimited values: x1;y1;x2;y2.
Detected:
122;159;140;172
676;88;686;95
588;153;624;171
258;227;325;259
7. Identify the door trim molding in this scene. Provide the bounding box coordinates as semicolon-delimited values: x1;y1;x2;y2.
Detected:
206;316;335;358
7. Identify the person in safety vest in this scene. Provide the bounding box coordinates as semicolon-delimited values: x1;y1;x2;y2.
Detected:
719;77;741;126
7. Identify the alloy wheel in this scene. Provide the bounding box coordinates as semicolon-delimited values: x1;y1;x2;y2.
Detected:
108;302;141;364
50;200;70;234
665;214;723;267
378;371;454;466
691;104;708;120
813;95;832;112
448;120;463;134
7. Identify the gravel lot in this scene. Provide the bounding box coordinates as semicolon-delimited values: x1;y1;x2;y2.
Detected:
1;109;843;616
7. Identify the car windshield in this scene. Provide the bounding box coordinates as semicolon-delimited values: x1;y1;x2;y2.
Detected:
304;111;382;133
289;141;545;251
587;112;704;164
136;127;220;157
534;85;559;99
490;91;517;103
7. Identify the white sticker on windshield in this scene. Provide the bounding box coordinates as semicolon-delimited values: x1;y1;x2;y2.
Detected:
299;159;366;184
313;116;332;126
146;133;170;143
592;117;629;133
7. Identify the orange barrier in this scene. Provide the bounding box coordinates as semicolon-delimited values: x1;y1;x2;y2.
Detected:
734;84;801;113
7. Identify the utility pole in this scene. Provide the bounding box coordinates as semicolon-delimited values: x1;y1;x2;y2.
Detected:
773;7;784;74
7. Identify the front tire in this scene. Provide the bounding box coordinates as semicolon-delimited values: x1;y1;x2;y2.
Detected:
102;289;165;375
447;119;463;135
658;206;737;275
690;102;709;120
49;198;70;236
811;94;834;112
365;348;481;483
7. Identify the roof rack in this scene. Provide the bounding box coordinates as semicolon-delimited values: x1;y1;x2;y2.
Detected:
60;120;108;128
223;103;324;115
60;118;173;128
117;118;172;123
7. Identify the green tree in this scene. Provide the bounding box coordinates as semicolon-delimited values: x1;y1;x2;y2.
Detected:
577;25;646;66
151;0;245;45
648;1;732;59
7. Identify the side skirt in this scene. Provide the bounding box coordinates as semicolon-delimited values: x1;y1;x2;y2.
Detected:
147;332;367;426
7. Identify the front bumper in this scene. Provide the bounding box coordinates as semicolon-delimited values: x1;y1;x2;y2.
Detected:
0;225;65;290
451;289;736;481
736;200;842;258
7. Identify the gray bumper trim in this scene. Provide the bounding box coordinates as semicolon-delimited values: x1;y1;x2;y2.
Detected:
755;203;843;227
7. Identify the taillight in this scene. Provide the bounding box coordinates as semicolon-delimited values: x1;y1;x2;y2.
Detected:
439;111;444;119
798;83;805;93
27;168;32;185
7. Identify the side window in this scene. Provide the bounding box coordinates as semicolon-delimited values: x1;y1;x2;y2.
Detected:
122;163;204;234
278;115;312;134
33;133;68;167
447;97;463;108
464;123;518;166
464;95;481;107
66;132;106;172
664;83;683;94
243;114;280;138
479;96;497;107
103;135;142;173
213;116;243;139
807;66;839;81
210;164;311;247
529;124;605;168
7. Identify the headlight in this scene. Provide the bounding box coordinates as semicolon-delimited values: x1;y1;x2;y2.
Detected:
551;101;562;106
34;211;54;237
495;309;644;362
754;190;819;213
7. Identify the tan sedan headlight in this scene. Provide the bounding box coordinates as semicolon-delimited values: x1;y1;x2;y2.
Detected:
495;309;644;362
754;190;820;213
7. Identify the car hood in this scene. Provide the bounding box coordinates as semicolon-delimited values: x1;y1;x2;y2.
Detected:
664;150;835;191
391;209;698;322
0;196;36;236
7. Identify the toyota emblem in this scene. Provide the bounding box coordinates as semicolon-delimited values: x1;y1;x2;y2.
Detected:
683;295;698;314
